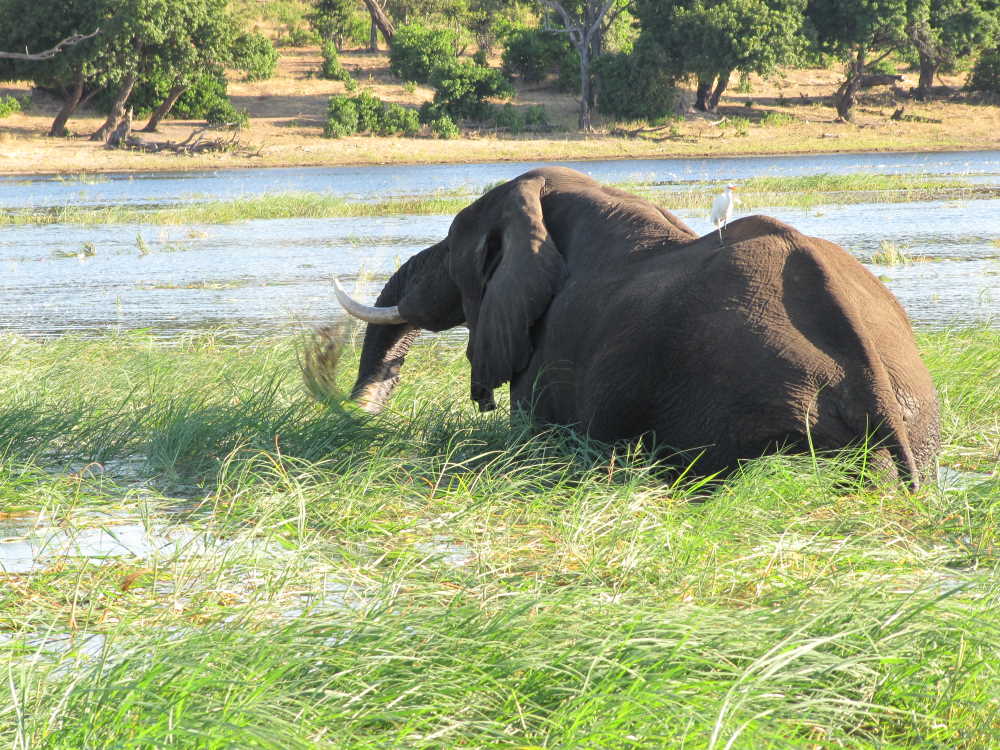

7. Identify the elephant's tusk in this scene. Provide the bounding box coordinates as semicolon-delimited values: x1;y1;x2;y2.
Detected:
333;277;407;325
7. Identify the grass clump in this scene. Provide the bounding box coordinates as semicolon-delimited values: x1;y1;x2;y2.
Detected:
319;40;354;85
872;239;910;265
0;328;997;746
0;94;22;118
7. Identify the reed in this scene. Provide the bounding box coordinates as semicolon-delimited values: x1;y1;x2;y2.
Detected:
0;329;996;748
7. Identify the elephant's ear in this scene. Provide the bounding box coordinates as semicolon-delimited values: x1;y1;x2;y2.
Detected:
469;175;564;410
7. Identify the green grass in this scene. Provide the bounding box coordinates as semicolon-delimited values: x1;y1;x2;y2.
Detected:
2;174;995;226
0;329;997;747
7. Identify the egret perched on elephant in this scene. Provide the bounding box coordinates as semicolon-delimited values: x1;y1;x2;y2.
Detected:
710;183;738;242
332;167;939;488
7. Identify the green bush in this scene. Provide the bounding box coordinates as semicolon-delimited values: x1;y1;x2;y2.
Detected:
323;94;359;137
429;59;514;121
234;31;279;82
0;94;22;118
430;113;460;138
320;41;354;84
309;0;367;49
95;68;235;122
502;28;569;83
278;26;320;47
171;70;232;119
323;92;420;137
205;101;249;129
389;25;459;84
494;102;524;133
593;49;676;121
968;47;1000;94
352;90;384;132
524;104;548;128
379;102;421;136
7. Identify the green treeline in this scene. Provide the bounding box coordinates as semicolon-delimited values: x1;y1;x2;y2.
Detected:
1;0;998;140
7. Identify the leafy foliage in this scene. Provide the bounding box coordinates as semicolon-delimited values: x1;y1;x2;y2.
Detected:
322;91;421;137
429;112;460;137
967;45;1000;93
0;94;22;118
321;41;355;83
233;31;279;82
309;0;369;48
501;28;570;82
594;47;677;121
389;24;460;83
323;94;360;137
429;58;514;120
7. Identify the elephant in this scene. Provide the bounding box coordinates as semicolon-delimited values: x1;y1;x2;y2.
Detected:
334;166;939;488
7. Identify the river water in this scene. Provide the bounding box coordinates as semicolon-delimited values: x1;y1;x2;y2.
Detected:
0;150;997;338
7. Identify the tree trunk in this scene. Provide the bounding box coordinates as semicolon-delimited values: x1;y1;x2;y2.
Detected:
578;43;592;130
708;69;730;111
49;75;86;137
836;49;865;122
361;0;394;44
91;72;137;142
915;52;936;100
142;83;187;132
369;19;378;51
694;77;713;112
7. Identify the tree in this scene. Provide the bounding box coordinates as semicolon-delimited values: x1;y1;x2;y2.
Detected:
362;0;396;45
0;0;114;136
906;0;1000;99
539;0;618;129
309;0;365;49
635;0;806;113
806;0;909;121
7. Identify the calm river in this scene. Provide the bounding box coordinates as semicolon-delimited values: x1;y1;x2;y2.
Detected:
0;150;997;338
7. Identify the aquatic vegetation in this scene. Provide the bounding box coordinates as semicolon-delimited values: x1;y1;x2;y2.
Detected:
1;174;994;227
0;329;997;746
872;239;910;265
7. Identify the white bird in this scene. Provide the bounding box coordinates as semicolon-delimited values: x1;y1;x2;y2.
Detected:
710;184;738;243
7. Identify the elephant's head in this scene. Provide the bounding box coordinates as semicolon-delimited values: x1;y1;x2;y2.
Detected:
336;172;566;413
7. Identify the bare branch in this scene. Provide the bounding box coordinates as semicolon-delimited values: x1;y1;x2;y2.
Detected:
0;29;100;61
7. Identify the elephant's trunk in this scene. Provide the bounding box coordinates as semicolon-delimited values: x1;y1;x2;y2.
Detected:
348;241;463;413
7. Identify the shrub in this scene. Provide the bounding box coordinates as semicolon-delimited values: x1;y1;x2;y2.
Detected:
352;90;384;132
524;104;548;127
0;94;22;118
324;94;359;137
968;47;1000;94
171;70;232;119
502;28;569;83
309;0;367;49
379;102;420;136
324;92;420;136
320;41;354;84
494;102;524;133
234;32;279;82
279;26;320;47
389;25;459;84
430;113;460;138
594;49;676;121
430;59;514;121
205;101;249;129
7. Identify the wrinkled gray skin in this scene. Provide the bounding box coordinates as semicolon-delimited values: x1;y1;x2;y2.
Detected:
347;167;939;487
